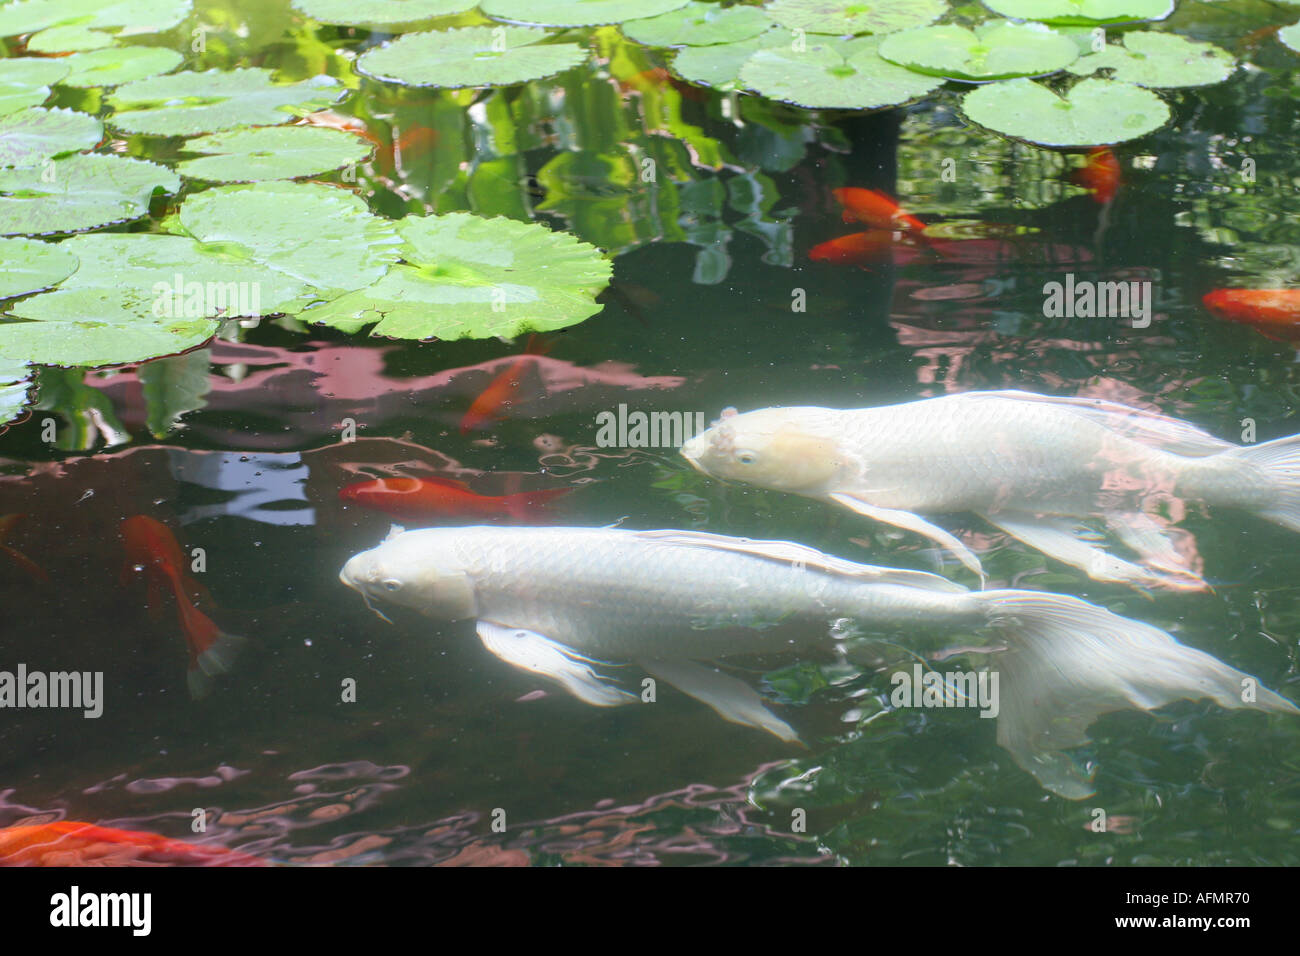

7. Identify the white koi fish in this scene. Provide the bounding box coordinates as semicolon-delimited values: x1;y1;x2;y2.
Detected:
339;525;1297;799
680;390;1300;591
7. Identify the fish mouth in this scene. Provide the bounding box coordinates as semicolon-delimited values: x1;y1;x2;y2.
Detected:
679;435;707;469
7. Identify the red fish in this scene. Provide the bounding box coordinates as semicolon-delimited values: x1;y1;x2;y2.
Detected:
832;187;926;232
1203;289;1300;342
339;477;570;523
119;516;242;699
460;335;550;435
809;229;903;266
1071;147;1121;204
0;821;264;866
0;513;47;582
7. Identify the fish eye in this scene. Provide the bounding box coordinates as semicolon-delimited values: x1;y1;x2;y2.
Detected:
382;579;403;592
736;451;758;465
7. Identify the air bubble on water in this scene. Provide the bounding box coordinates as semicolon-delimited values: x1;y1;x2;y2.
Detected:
239;456;249;462
304;638;313;647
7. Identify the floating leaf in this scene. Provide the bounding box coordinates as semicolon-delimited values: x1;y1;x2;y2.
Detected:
291;0;476;24
108;69;346;136
740;37;945;109
304;213;611;340
357;26;588;88
0;358;31;432
0;59;69;117
481;0;689;27
59;46;185;88
671;30;781;89
878;21;1077;81
0;107;102;167
168;182;402;304
0;237;79;299
961;76;1168;146
764;0;947;36
980;0;1172;26
1282;21;1300;54
0;153;179;236
176;125;373;181
0;0;192;36
1066;31;1235;88
139;348;211;437
26;25;116;52
622;2;772;47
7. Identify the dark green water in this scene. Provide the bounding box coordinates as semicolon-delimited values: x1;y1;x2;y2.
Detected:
1;0;1299;866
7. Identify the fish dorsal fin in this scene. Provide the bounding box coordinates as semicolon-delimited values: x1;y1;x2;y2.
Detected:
956;390;1235;457
384;523;406;541
632;529;968;593
418;475;473;492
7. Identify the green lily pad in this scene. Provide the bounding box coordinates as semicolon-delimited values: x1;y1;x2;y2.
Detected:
0;59;69;117
176;125;374;181
481;0;689;27
0;108;103;167
763;0;947;36
622;2;773;47
980;0;1172;26
1066;31;1235;88
878;20;1078;81
0;0;192;36
740;37;945;109
0;233;299;367
304;213;611;340
291;0;476;24
357;26;588;88
25;24;116;52
139;348;211;437
108;69;346;136
0;153;179;236
961;76;1168;146
672;30;782;88
168;182;403;304
0;358;31;431
1282;21;1300;54
59;45;185;88
0;236;79;299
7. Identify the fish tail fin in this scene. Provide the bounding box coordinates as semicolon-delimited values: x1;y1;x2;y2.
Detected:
176;598;245;699
1224;433;1300;533
972;590;1297;799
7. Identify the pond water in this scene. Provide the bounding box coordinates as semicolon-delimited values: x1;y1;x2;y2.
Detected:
1;0;1299;867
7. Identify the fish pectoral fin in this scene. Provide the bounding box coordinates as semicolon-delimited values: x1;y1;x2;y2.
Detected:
637;658;801;744
475;621;635;708
982;512;1203;592
828;493;985;582
1103;512;1208;591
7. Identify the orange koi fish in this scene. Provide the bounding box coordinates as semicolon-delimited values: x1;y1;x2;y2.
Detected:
460;335;550;435
0;514;47;582
1203;289;1300;342
119;516;243;699
832;187;926;232
808;229;901;266
0;821;264;866
339;476;571;523
1071;147;1121;204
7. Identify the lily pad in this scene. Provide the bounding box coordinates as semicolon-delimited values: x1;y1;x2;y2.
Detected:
763;0;947;36
0;108;103;167
0;59;69;117
59;45;185;88
961;76;1168;146
108;69;346;136
357;26;588;88
0;0;192;36
25;25;116;52
480;0;689;27
167;182;403;304
0;153;179;236
1066;31;1235;88
0;237;79;299
0;358;31;431
672;30;782;89
1282;21;1300;54
740;37;945;109
980;0;1173;26
291;0;476;24
622;2;773;47
878;21;1078;81
304;213;612;340
176;125;374;181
